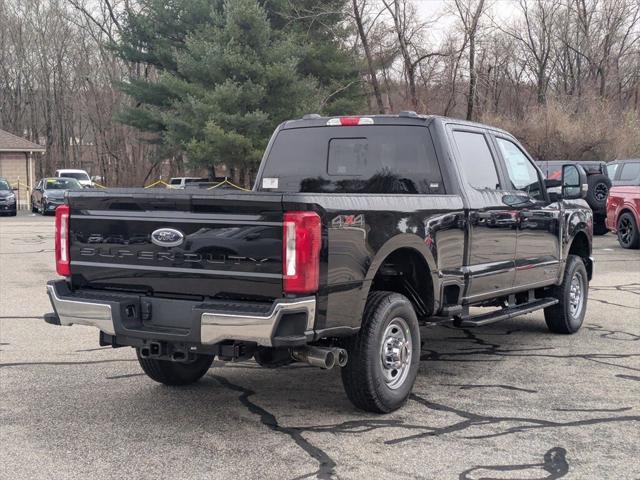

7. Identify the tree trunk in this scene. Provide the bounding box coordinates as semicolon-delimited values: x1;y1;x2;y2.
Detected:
352;0;385;113
466;34;476;120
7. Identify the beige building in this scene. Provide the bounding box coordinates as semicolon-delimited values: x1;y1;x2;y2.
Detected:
0;129;45;210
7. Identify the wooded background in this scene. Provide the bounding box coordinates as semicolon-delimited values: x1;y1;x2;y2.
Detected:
1;0;639;187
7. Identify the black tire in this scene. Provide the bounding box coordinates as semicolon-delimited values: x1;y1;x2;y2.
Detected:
593;214;608;236
341;291;420;413
585;174;611;211
10;210;17;216
544;255;589;334
617;212;640;249
136;350;214;386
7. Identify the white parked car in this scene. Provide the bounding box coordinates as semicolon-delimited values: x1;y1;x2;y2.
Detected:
168;177;209;189
55;169;93;188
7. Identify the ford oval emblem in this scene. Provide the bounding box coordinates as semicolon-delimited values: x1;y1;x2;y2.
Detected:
151;228;184;247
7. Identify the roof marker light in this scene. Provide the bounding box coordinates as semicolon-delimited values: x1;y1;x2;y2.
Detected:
326;117;374;126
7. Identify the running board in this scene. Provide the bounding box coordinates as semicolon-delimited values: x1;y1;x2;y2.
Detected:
453;298;558;328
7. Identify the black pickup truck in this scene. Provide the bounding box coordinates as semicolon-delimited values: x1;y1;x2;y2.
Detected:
45;113;593;413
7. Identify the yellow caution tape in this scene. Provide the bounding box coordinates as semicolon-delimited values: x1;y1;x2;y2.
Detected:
207;178;251;192
144;180;171;189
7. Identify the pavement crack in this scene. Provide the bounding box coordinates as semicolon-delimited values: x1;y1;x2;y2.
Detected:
441;383;538;393
385;394;640;444
212;374;337;479
106;373;146;380
0;359;136;368
459;446;569;480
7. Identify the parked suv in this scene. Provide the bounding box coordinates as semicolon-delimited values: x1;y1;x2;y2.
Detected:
537;160;611;235
0;177;17;216
55;169;93;188
606;159;640;249
168;177;209;189
44;114;593;413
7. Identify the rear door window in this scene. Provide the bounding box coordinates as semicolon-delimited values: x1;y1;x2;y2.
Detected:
452;130;500;190
260;126;444;194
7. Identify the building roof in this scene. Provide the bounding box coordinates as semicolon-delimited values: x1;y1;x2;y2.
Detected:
0;128;45;153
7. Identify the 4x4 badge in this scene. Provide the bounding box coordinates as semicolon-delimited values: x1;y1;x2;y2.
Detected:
331;214;365;229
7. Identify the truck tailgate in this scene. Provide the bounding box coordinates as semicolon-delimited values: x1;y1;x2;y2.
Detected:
67;189;284;300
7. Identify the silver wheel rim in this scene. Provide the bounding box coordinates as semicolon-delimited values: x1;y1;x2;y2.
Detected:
569;271;585;318
380;317;412;390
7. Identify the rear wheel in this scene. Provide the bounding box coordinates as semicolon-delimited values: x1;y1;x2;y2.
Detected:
341;291;420;413
544;255;588;334
617;212;640;249
136;350;214;386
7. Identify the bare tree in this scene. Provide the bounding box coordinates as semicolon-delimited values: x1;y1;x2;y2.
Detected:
381;0;448;110
454;0;487;120
351;0;385;113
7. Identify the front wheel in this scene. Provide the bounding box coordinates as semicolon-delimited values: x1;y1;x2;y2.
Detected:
617;212;640;249
544;255;588;334
341;291;420;413
136;350;214;386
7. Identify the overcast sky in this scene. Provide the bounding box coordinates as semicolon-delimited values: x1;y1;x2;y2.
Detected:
412;0;521;42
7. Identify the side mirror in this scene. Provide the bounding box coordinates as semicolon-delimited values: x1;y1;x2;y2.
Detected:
561;164;588;200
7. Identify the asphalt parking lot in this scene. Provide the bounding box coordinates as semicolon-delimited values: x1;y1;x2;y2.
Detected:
1;212;639;479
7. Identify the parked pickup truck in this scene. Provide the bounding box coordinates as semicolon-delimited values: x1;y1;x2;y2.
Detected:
537;160;611;235
45;113;593;413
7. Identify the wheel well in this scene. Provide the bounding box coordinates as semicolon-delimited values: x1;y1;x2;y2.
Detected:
568;231;592;280
369;248;434;321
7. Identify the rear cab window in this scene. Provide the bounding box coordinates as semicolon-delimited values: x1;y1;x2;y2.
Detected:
451;130;500;190
259;125;445;194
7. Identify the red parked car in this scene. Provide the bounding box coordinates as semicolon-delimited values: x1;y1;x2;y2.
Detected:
606;159;640;249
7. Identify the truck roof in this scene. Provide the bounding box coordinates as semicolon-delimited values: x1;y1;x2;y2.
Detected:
280;113;511;136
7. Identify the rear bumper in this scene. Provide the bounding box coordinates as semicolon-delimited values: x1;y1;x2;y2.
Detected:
45;280;315;347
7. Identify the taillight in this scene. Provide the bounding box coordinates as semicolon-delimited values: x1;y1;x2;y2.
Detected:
283;211;321;294
55;204;70;276
326;117;374;126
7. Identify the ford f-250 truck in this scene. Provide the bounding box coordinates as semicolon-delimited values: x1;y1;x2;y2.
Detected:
44;113;593;413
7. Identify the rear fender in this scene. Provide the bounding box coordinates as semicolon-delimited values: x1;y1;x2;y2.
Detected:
357;234;438;322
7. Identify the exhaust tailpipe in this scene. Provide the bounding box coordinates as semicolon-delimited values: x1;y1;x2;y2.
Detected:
139;346;151;359
292;346;336;369
291;347;348;369
336;348;348;367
